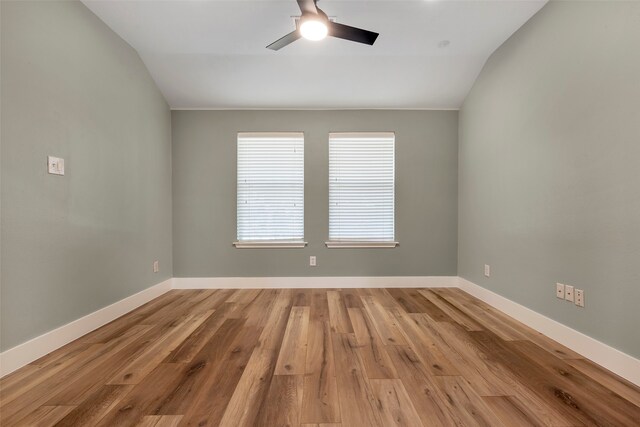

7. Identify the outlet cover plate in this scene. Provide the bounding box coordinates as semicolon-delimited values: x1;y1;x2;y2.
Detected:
565;285;574;302
575;289;585;307
48;156;65;175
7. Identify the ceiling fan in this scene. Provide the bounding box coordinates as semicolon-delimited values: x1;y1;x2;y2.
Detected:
267;0;379;51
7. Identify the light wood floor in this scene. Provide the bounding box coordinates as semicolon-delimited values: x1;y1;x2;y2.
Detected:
1;288;639;426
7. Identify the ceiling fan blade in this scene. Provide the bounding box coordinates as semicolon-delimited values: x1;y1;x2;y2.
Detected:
296;0;317;15
266;30;301;50
328;22;379;45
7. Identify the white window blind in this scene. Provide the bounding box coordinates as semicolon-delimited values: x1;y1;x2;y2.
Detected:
328;132;396;245
236;132;304;245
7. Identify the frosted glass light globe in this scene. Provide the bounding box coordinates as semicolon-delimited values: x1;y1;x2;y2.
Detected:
300;19;328;41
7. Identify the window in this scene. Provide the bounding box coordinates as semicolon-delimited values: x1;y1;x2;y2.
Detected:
328;132;397;248
235;132;305;248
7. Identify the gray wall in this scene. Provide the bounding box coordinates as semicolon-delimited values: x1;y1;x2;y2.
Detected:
459;1;640;358
172;110;458;277
0;1;172;351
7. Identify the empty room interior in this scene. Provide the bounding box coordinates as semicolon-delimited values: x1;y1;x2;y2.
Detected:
1;0;640;425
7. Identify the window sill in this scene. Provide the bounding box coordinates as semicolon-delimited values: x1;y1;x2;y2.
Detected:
325;241;399;249
233;241;308;249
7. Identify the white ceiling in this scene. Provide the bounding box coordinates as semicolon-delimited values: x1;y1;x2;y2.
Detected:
83;0;546;109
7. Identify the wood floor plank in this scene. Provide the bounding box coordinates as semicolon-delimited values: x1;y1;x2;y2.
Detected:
509;340;640;426
363;288;403;309
154;415;184;426
3;288;638;427
305;319;335;378
369;379;423;427
433;289;529;341
255;374;304;427
46;315;210;405
54;384;134;426
451;289;583;359
95;364;185;426
139;290;213;326
225;288;260;304
387;289;452;323
310;290;331;322
433;376;505;427
483;395;548;427
302;374;340;426
137;415;183;427
0;334;109;406
328;291;354;333
238;289;281;327
348;307;398;379
81;291;184;344
217;341;284;427
152;318;248;417
178;322;263;426
566;358;640;407
293;289;313;307
332;333;383;427
418;289;484;331
0;352;83;407
414;318;509;395
164;303;234;363
390;309;458;375
12;405;76;426
275;306;310;375
106;311;213;385
384;345;458;427
1;325;151;425
137;416;162;427
433;324;577;426
0;364;40;391
400;289;453;322
387;288;426;313
0;345;102;417
361;296;407;345
302;319;340;424
217;290;293;427
439;289;583;359
341;289;364;308
30;340;93;369
470;329;638;426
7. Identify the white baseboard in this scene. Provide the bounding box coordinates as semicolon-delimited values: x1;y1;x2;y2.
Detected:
172;276;459;289
458;277;640;387
0;278;172;378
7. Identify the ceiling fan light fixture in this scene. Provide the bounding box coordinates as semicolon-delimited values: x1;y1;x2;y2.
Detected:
299;16;328;41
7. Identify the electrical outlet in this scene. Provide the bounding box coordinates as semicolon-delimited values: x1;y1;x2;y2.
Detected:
153;260;159;273
309;256;317;267
484;264;491;277
575;289;585;307
556;283;565;299
565;285;574;302
48;156;65;175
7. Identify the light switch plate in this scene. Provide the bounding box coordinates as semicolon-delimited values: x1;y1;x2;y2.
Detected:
484;264;490;277
153;260;159;273
48;156;65;175
556;283;565;299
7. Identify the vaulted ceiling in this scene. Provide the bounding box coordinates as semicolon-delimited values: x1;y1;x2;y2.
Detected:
83;0;546;109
